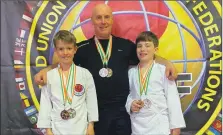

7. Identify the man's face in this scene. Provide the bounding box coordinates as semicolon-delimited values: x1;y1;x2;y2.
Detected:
91;5;113;39
136;41;158;63
54;40;77;65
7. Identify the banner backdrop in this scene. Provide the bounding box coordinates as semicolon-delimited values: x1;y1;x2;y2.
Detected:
1;0;222;135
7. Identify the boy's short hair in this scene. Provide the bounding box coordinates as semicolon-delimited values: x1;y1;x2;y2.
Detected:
135;31;159;47
53;30;76;47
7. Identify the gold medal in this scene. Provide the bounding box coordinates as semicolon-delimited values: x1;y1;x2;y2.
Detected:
107;68;113;77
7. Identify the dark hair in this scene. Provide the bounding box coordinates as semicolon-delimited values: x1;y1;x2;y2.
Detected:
135;31;159;47
53;30;76;47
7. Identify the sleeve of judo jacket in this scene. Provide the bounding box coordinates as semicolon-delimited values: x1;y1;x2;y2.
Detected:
164;77;186;129
85;69;99;123
37;80;52;128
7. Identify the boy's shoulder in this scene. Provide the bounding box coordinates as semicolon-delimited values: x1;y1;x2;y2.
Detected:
76;65;92;76
47;67;59;76
128;65;138;74
154;62;166;70
153;62;166;76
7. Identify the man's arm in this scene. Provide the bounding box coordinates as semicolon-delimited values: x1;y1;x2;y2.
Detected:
34;63;58;86
155;55;178;80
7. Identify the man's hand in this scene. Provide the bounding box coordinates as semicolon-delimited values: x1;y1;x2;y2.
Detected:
130;100;144;112
34;64;57;86
34;69;48;86
171;128;181;135
86;122;95;135
46;128;54;135
165;62;177;81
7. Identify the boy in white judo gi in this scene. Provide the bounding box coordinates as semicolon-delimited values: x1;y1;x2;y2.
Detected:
125;31;186;135
37;30;98;135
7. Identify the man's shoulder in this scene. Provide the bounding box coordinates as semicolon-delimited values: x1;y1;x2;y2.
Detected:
76;38;93;49
113;35;134;44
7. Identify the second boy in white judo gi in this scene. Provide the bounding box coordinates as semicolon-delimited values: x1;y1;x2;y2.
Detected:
37;30;98;135
126;31;186;135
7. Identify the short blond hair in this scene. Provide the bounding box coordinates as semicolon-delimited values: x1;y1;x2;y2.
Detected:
53;30;76;47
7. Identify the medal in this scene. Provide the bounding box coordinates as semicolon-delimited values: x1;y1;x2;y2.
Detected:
138;61;154;109
58;63;77;120
99;68;108;77
68;108;76;118
107;68;113;77
143;99;152;109
61;110;70;120
95;36;113;78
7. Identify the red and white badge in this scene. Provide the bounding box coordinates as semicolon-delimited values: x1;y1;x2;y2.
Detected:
74;84;85;96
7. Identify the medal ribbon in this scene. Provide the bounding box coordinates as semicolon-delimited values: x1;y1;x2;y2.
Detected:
138;61;154;96
95;35;112;67
59;63;76;105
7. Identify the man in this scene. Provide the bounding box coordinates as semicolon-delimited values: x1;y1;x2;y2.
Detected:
35;4;177;135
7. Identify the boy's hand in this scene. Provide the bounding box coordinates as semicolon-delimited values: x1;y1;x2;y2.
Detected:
86;122;94;135
131;100;144;112
165;62;177;81
46;128;54;135
171;128;181;135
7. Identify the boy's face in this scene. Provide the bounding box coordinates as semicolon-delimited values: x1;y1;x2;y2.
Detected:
136;41;158;63
54;40;77;65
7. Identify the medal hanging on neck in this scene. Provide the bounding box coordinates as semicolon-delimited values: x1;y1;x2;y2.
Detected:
58;63;77;120
138;61;154;109
95;36;113;78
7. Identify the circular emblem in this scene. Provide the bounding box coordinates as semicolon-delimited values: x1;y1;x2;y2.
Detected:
67;108;76;119
99;68;109;77
107;68;113;77
60;110;70;120
74;84;85;96
143;99;152;109
13;1;222;134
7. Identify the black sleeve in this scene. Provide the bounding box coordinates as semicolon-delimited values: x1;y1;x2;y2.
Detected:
128;40;139;65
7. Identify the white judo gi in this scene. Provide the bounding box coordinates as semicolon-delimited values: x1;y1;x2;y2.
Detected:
126;62;186;135
37;65;98;135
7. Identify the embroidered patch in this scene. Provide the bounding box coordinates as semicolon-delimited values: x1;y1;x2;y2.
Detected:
74;84;85;96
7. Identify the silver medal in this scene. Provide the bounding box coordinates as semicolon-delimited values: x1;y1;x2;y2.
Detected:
67;108;76;119
99;68;108;77
143;99;151;109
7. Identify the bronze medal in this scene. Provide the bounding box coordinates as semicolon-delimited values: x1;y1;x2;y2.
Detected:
107;68;113;77
60;110;70;120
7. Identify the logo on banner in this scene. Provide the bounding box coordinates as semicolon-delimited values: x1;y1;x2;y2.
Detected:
14;1;222;134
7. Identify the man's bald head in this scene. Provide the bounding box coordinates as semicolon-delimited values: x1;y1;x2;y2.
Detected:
92;4;113;18
91;4;113;39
